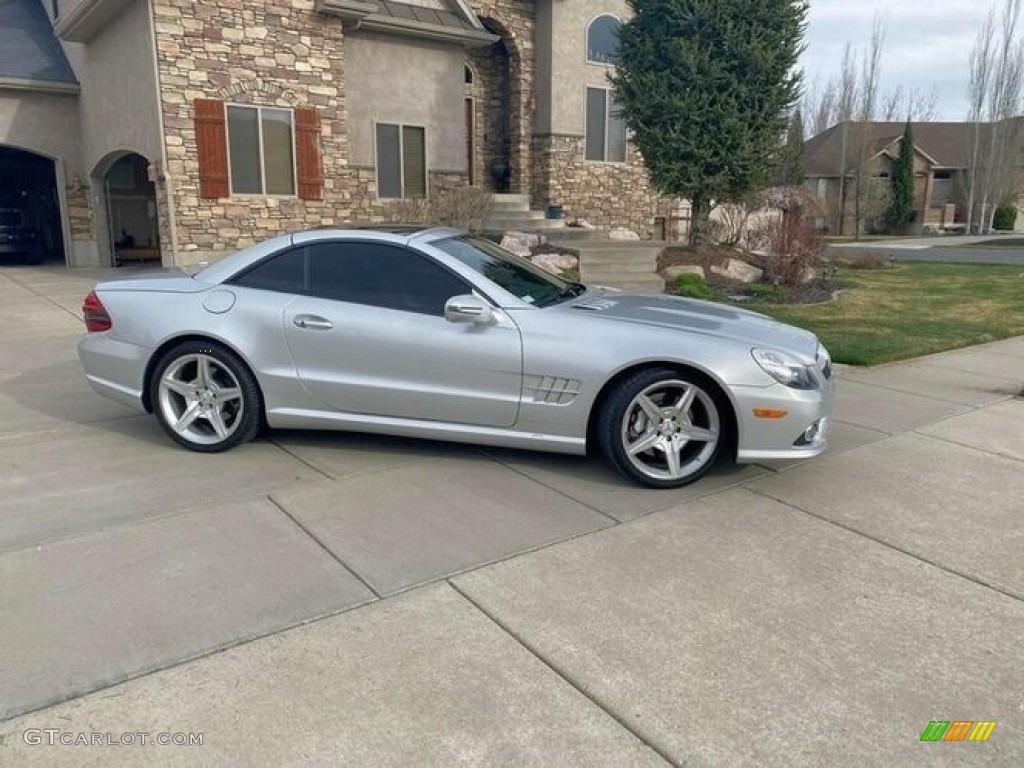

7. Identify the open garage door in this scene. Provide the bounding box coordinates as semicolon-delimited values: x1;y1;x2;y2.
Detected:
0;146;65;265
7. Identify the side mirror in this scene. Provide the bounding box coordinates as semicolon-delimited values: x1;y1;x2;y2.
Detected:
444;294;494;324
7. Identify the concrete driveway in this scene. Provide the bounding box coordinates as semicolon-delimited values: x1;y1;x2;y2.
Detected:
1;265;1023;766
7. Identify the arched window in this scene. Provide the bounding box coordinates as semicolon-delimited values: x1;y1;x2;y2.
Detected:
464;63;474;85
587;15;620;65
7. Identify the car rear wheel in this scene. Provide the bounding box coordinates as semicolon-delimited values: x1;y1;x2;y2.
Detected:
598;368;724;489
151;341;262;452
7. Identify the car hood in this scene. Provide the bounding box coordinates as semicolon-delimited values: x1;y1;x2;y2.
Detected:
565;291;821;362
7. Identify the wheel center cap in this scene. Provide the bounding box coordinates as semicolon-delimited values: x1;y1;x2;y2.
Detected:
660;419;677;436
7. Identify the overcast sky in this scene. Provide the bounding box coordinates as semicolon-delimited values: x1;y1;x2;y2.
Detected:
802;0;1004;121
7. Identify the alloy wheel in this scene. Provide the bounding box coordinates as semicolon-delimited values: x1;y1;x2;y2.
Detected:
157;353;245;446
619;378;721;483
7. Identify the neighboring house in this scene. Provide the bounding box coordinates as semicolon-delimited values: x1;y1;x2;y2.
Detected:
0;0;676;269
802;120;1024;235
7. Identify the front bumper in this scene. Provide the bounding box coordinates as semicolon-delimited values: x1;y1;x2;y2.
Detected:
732;374;836;462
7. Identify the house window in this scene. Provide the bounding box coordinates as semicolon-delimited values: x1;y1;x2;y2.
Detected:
376;123;427;199
587;15;620;64
226;105;296;195
932;170;952;204
51;0;59;20
585;87;627;163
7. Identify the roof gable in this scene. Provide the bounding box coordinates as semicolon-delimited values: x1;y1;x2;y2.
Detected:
804;121;982;177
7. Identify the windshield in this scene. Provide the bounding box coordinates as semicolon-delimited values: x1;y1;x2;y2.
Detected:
433;235;581;308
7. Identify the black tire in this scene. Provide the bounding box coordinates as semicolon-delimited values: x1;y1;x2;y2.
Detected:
149;340;263;453
597;367;727;489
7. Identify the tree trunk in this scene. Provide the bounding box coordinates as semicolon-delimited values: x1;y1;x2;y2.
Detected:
689;197;711;247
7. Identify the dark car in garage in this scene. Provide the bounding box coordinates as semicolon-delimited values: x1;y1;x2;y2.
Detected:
0;207;40;262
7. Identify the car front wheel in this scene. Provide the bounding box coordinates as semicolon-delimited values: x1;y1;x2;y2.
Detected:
151;341;262;452
598;368;725;489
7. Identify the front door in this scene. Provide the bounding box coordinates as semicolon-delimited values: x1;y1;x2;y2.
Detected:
283;240;523;428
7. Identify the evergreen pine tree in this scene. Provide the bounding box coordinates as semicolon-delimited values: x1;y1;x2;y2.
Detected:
886;121;915;233
776;109;806;187
611;0;808;244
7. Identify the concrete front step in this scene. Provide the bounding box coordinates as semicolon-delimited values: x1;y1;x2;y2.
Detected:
490;193;530;208
582;262;659;275
483;219;568;233
486;210;548;223
579;250;659;265
585;275;666;293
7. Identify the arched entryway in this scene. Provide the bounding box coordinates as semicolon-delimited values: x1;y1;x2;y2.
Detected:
0;145;65;264
94;152;160;267
468;17;527;194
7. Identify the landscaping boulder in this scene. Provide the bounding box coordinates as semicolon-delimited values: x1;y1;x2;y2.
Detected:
608;228;641;240
711;258;764;284
665;265;706;280
501;232;545;257
531;252;579;274
799;267;816;284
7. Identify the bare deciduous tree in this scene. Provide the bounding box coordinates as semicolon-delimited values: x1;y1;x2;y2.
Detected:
963;0;1024;234
850;16;887;237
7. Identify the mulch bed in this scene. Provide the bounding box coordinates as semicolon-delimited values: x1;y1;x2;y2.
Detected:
658;244;839;304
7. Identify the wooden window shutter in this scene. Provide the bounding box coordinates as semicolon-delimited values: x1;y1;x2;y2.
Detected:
295;107;324;201
194;99;229;199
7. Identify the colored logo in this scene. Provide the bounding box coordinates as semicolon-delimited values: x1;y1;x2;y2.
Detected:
920;721;996;742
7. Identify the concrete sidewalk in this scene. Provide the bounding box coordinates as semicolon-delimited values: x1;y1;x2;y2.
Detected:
1;266;1023;765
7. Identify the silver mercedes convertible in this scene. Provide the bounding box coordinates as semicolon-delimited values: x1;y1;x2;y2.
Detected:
79;226;834;488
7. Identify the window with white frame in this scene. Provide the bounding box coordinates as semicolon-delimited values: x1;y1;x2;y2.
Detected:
585;87;627;163
587;15;620;64
376;123;427;199
226;105;296;195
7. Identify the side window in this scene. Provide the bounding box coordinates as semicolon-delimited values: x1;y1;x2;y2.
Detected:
308;242;470;316
231;248;306;294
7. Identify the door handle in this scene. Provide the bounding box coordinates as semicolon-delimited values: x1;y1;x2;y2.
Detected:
293;314;333;331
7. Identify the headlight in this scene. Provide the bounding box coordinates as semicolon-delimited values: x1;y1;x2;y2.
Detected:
752;347;818;390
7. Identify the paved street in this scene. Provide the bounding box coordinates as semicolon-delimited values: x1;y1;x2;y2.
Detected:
827;234;1024;265
1;265;1023;765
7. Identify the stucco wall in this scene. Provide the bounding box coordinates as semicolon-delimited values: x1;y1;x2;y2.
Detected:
0;90;82;169
63;0;162;173
531;0;674;236
545;0;626;136
345;32;465;173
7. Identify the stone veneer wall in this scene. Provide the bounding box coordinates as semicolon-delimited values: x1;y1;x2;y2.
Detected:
151;0;351;265
65;179;94;244
469;1;534;197
532;134;677;238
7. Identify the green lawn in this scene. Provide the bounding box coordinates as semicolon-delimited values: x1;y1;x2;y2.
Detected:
738;263;1024;366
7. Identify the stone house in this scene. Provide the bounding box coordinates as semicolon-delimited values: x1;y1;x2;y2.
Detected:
0;0;676;269
803;120;1024;235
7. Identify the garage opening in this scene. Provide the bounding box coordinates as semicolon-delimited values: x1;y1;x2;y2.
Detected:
0;145;65;265
103;153;159;267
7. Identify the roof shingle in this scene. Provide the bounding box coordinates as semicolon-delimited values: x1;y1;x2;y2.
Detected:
0;0;78;85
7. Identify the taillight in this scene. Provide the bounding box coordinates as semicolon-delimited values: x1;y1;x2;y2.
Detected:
82;290;112;332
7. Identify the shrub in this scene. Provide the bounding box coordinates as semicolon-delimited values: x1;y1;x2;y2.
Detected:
745;282;786;301
848;252;888;270
675;273;724;300
993;203;1018;232
388;186;494;232
754;210;822;286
